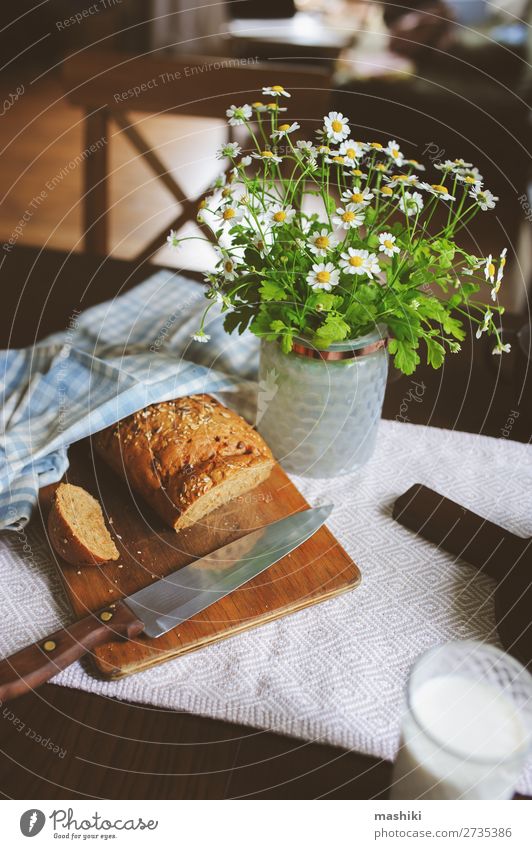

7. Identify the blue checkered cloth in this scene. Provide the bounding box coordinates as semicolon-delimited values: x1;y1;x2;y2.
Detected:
0;270;258;531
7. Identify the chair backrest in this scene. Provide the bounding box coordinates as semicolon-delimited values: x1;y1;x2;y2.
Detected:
62;49;332;259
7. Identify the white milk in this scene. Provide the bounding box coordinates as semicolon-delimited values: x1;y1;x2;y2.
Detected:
391;674;529;799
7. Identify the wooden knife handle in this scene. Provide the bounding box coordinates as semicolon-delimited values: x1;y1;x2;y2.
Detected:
0;601;144;703
393;484;528;581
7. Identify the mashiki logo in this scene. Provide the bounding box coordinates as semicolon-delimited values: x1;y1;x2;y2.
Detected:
20;809;46;837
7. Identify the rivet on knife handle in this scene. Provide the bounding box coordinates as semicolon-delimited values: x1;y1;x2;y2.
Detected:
0;601;144;703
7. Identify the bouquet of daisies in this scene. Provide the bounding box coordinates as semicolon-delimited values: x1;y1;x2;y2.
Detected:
168;84;508;375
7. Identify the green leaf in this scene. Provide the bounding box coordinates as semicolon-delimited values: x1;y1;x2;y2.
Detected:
314;315;350;348
425;336;445;369
388;338;420;375
259;280;287;302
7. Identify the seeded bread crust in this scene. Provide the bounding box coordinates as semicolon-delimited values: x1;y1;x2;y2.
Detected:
93;394;275;531
48;483;119;566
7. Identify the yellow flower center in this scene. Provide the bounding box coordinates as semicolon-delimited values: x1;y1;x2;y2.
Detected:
500;257;506;267
222;188;232;197
345;148;356;159
381;187;393;196
267;103;278;110
279;123;291;131
352;169;363;176
349;256;363;267
432;184;448;193
342;211;356;222
319;145;330;153
262;150;274;157
375;164;386;171
384;240;394;250
273;211;286;222
393;175;409;182
316;271;331;283
271;85;285;93
252;101;264;108
371;142;383;149
464;176;476;184
350;192;364;203
333;155;345;164
331;120;343;133
223;208;236;220
409;159;419;165
224;260;234;273
198;199;207;209
315;236;329;249
488;263;495;277
391;149;399;158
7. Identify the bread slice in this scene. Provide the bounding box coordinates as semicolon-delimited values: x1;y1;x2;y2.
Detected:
48;483;119;566
94;394;275;531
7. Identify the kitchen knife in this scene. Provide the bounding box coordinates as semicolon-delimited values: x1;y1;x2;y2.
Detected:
0;505;332;702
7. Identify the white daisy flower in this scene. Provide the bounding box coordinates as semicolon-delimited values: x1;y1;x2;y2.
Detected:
406;159;425;171
497;247;507;283
421;183;456;201
475;309;493;339
166;229;180;249
216;205;244;225
469;186;498;211
339;139;366;162
346;168;367;180
192;331;210;343
323;111;350;143
251;101;267;112
251;150;283;164
399;191;424;217
216;142;242;160
484;254;496;284
265;102;287;113
308;228;337;257
332;204;365;230
262;85;291;98
492;342;511;355
306;262;340;291
341;185;374;207
226;104;252;126
339;248;369;276
456;172;482;186
271;121;300;138
378;232;400;257
211;173;227;189
491;248;507;299
385;173;419;186
267;204;296;226
385;139;404;166
364;252;381;279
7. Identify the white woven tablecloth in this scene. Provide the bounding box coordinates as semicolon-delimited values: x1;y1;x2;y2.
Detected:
1;420;531;794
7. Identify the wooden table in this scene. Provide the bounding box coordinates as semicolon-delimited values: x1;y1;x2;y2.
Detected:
0;246;530;799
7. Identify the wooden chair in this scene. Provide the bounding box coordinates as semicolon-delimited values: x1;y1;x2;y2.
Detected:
62;50;332;261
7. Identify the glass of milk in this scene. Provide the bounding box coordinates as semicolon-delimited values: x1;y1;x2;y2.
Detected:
391;641;532;800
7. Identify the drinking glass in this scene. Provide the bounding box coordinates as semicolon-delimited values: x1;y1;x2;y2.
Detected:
391;641;532;799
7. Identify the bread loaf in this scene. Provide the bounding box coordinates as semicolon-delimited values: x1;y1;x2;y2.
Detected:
48;483;119;566
93;394;274;531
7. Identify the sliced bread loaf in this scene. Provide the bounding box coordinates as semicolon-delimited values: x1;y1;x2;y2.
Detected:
48;483;119;566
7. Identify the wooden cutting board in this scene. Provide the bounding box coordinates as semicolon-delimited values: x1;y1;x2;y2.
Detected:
39;440;361;679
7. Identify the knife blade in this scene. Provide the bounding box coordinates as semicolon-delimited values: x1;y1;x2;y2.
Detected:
0;505;332;701
126;504;333;638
